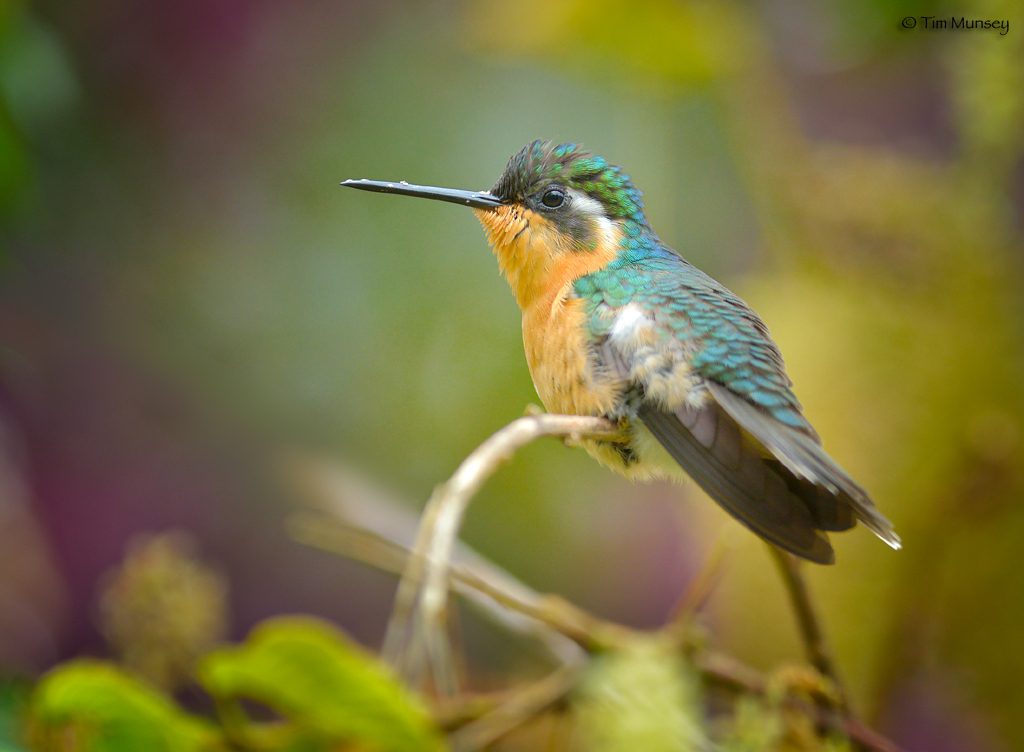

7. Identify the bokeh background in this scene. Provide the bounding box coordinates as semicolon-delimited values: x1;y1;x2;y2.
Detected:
1;0;1022;749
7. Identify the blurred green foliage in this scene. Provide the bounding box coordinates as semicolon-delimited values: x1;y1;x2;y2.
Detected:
0;680;27;752
0;0;76;218
573;638;707;752
27;618;450;752
200;617;447;752
28;661;218;752
0;0;34;218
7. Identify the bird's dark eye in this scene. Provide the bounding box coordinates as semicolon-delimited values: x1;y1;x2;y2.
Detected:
541;188;565;208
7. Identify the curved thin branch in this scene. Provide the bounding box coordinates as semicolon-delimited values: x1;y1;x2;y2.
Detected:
288;512;587;666
380;413;620;693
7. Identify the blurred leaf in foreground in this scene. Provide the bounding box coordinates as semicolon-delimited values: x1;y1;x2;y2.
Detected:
199;616;448;752
27;661;220;752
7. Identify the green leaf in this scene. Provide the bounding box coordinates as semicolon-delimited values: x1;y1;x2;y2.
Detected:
28;660;220;752
198;616;447;752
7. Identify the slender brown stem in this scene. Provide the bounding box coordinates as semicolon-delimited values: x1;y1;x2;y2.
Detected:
768;545;848;710
448;665;581;752
667;534;731;629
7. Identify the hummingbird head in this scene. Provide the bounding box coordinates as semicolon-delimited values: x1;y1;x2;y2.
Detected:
472;142;649;306
340;141;648;308
489;140;647;234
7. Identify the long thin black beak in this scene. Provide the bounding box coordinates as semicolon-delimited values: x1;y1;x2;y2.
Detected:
340;179;504;209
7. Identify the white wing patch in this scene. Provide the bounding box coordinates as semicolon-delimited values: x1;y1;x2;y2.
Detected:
610;303;651;342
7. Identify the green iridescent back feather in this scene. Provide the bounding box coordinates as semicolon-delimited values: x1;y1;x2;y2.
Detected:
577;256;812;433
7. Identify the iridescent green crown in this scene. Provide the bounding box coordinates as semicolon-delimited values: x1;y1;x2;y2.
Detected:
492;140;646;223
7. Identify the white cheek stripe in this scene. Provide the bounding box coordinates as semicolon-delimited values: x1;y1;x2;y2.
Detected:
595;215;615;248
568;189;617;249
568;190;604;217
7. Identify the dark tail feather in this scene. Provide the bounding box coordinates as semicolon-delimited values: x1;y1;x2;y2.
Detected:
638;401;836;564
705;382;900;550
766;459;856;532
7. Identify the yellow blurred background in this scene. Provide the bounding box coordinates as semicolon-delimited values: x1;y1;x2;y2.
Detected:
0;0;1022;749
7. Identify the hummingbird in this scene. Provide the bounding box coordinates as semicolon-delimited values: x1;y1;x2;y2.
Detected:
341;141;900;564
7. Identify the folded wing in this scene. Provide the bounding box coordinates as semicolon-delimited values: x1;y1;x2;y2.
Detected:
638;399;840;563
